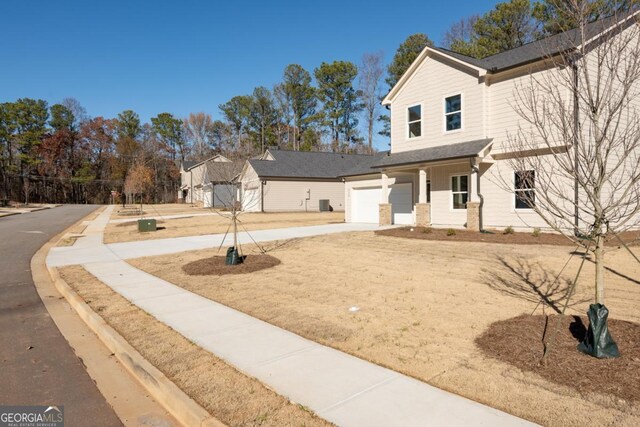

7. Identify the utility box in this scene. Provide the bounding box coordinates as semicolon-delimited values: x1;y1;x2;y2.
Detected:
319;199;330;212
138;219;157;232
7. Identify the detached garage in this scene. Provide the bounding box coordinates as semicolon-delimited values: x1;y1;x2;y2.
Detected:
239;148;376;213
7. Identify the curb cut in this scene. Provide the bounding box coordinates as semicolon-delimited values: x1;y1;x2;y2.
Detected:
36;210;225;427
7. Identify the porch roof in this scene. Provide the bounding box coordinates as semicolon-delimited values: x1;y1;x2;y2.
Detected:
372;138;493;169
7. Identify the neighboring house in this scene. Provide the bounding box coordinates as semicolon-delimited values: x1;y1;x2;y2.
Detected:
343;15;638;230
239;148;374;212
179;155;237;208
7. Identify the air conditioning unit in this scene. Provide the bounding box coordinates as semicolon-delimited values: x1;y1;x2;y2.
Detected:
319;199;330;212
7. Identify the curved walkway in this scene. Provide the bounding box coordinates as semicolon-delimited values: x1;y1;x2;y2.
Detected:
48;206;536;427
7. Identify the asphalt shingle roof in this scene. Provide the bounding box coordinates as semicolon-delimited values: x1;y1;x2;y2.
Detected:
338;151;390;177
434;14;632;72
181;160;197;170
371;139;493;169
248;150;377;179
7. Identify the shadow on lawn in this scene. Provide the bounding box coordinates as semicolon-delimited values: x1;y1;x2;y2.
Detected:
482;255;590;314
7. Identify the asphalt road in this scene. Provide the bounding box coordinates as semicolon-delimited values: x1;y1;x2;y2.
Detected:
0;205;122;426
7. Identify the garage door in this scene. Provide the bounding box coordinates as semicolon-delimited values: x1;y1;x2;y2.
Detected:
350;184;413;224
389;183;413;225
351;187;381;223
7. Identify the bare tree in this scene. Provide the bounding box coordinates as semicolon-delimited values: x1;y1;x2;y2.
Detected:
203;156;264;264
358;51;384;154
184;112;216;160
501;3;640;356
442;15;479;49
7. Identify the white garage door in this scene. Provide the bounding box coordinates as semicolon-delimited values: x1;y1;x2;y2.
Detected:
389;183;413;225
351;184;413;224
351;187;381;223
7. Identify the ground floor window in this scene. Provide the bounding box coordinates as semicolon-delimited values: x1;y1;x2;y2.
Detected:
515;170;535;209
451;175;468;209
427;180;431;203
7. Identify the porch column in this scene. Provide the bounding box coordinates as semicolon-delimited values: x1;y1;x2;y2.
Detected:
379;172;391;226
418;169;427;204
416;168;431;227
467;158;481;231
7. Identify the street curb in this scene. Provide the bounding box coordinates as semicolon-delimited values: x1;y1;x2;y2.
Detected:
35;210;225;427
0;211;20;218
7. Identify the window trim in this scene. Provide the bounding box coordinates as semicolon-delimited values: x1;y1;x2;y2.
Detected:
450;173;469;211
406;103;423;140
443;93;463;134
513;170;536;212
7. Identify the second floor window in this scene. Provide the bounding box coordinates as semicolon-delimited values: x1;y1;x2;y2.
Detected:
408;105;421;138
445;94;462;131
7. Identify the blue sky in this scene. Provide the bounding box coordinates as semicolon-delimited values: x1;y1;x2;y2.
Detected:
0;0;498;149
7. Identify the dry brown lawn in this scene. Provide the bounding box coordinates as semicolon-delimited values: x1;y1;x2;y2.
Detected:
129;232;640;427
58;265;332;427
110;203;204;218
104;208;345;243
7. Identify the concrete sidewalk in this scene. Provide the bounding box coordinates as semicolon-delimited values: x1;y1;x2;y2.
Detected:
48;206;537;427
48;218;389;266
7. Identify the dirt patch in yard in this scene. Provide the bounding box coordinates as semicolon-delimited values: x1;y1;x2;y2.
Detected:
377;226;640;247
58;265;332;427
130;233;640;426
477;314;640;402
183;254;281;276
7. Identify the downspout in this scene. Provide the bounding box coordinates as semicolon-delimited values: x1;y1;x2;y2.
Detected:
190;169;193;206
471;160;484;232
261;180;265;212
572;60;580;234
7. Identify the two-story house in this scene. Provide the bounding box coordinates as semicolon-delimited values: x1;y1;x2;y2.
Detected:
343;13;639;232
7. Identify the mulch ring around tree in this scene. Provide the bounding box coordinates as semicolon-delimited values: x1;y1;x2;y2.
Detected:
376;227;640;247
476;314;640;402
182;254;281;276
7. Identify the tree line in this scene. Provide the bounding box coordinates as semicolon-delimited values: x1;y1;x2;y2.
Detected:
1;0;634;205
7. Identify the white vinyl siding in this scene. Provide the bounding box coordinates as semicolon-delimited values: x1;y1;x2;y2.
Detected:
390;54;484;153
263;180;344;212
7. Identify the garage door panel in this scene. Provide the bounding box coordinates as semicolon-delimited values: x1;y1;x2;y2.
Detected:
351;187;381;223
389;184;413;225
351;184;413;225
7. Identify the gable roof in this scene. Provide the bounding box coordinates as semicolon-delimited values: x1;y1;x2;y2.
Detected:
383;12;639;105
184;154;231;171
247;150;376;180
